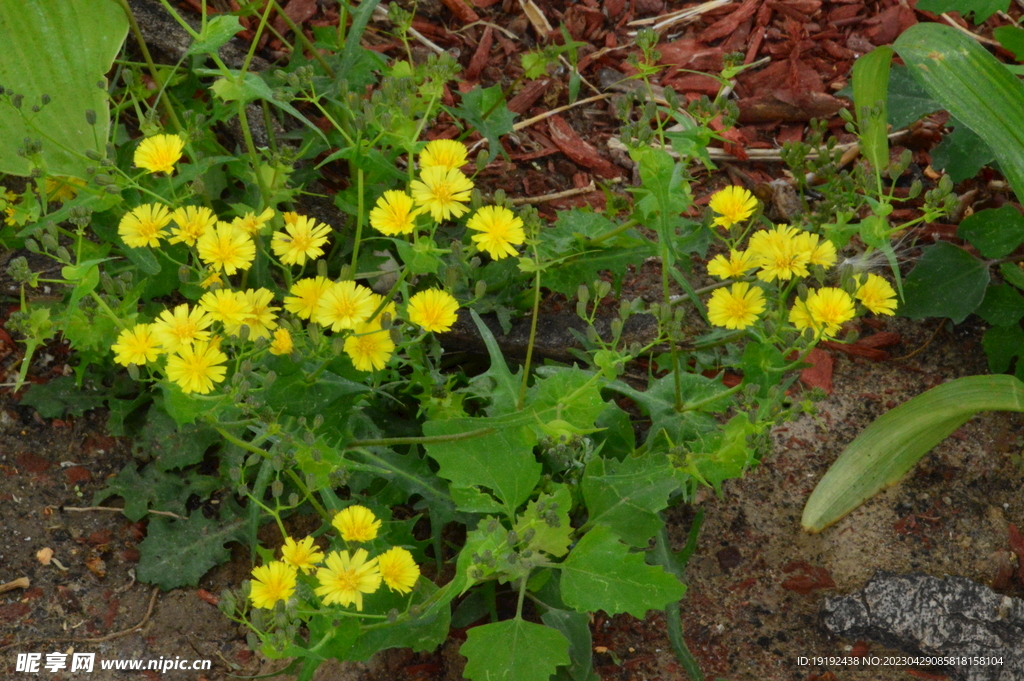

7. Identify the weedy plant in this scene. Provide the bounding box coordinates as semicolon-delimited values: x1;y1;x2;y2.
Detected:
0;1;913;680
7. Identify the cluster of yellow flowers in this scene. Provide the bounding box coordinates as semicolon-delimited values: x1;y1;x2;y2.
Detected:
368;139;526;260
110;134;466;392
248;505;420;612
704;186;897;336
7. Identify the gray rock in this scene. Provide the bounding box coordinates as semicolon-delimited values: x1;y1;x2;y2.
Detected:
821;571;1024;681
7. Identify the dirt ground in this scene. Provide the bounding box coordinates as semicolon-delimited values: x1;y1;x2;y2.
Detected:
2;313;1022;681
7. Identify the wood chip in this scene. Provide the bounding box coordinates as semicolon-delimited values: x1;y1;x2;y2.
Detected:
465;25;494;81
547;115;623;179
440;0;480;25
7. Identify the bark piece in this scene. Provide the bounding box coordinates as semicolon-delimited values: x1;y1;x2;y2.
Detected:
440;0;480;24
547;115;623;179
822;571;1024;681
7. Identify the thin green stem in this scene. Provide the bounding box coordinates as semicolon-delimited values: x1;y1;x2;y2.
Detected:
236;100;270;209
89;292;128;331
586;219;638;247
267;0;335;76
351;168;365;270
518;265;542;410
347;427;495;448
120;0;182;132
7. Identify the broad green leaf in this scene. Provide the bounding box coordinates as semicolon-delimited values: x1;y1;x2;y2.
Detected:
983;325;1024;373
541;609;594;681
994;25;1024;61
514;485;572;558
886;65;941;129
134;403;220;471
138;508;247;589
900;242;989;323
685;414;759;493
609;372;732;448
853;46;895;170
956;205;1024;258
450;85;516;158
187;14;242;56
467;309;521;417
582;454;678;546
461;618;570;681
1001;262;1024;291
802;375;1024;532
0;0;127;177
894;23;1024;203
265;370;366;415
423;414;540;517
629;147;695;256
543;246;653;298
456;516;512;586
931;120;994;182
740;341;786;398
915;0;1008;24
19;376;104;418
527;366;605;436
977;285;1024;327
561;525;686;618
346;579;452;659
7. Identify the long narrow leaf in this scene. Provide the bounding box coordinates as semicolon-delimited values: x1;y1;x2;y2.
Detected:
802;375;1024;533
894;23;1024;202
852;46;894;171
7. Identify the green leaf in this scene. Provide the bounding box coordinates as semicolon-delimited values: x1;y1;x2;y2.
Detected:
894;23;1024;203
461;618;570;681
467;309;521;417
187;14;242;56
915;0;1008;24
1001;262;1024;291
608;372;732;448
686;414;759;494
93;463;221;521
138;506;247;589
853;46;895;170
540;608;593;681
740;341;786;398
628;148;695;255
527;366;606;435
900;242;989;323
560;525;686;619
994;25;1024;61
0;0;127;177
135;402;220;471
450;85;516;159
957;205;1024;258
983;324;1024;373
886;65;941;129
582;454;678;546
19;376;104;418
931;120;994;183
802;375;1024;532
346;579;452;659
423;414;541;518
265;370;366;416
978;285;1024;326
514;485;572;558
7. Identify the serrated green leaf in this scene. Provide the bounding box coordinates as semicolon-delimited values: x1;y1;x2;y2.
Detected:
0;0;127;178
136;403;220;471
345;579;452;659
19;376;104;418
978;285;1024;326
931;121;994;183
423;414;540;517
685;414;759;493
957;205;1024;258
528;366;605;435
461;618;570;681
450;85;516;159
900;242;989;323
265;370;366;416
582;454;678;546
187;14;242;56
740;340;786;398
802;375;1024;532
608;372;732;448
138;508;247;589
466;309;521;417
561;525;686;618
983;325;1024;373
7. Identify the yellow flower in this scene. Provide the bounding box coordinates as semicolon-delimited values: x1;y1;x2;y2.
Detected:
378;547;420;594
271;215;331;266
795;232;838;268
466;205;525;260
3;191;17;226
165;339;228;394
282;211;301;227
749;226;810;282
232;208;275;235
314;549;381;611
151;303;214;353
855;274;898;316
197;222;256;275
708;186;758;228
344;321;395;371
407;289;459;333
419;139;469;172
249;561;297;609
707;282;766;330
134;134;185;174
410;166;474;222
788;297;815;332
333;505;381;542
169;205;217;246
118;204;172;248
269;328;294;355
369;190;419;236
199;289;252;336
200;270;223;289
111;324;161;366
44;176;85;203
240;288;278;340
316;280;376;331
706;249;756;280
281;536;324;574
285;276;332;320
806;287;855;336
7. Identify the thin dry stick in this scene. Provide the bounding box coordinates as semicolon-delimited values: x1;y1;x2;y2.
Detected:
510;182;597;205
627;0;732;33
892;319;947;361
59;505;187;520
0;587;160;652
372;5;447;55
513;93;611;132
941;13;1002;47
